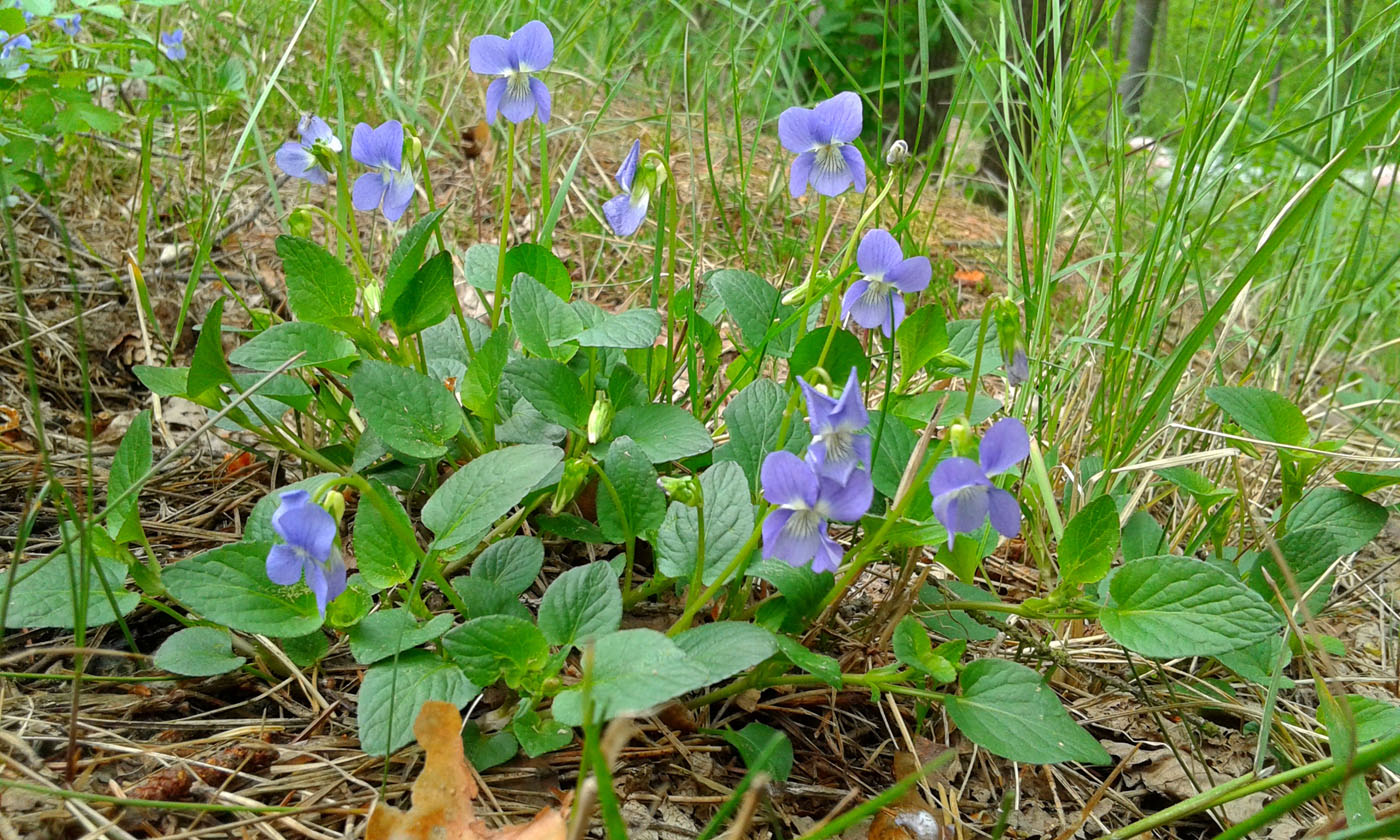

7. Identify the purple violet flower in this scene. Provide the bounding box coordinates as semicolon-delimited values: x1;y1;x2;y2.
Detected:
778;91;866;198
840;229;931;337
0;31;30;72
266;490;347;616
469;20;553;125
53;14;80;36
928;418;1029;549
1007;348;1030;387
603;139;649;236
798;367;871;483
761;450;873;573
159;29;186;61
350;120;415;222
276;115;341;185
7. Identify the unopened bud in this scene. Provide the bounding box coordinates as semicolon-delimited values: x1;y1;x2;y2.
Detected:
587;396;614;445
363;282;382;315
658;475;702;507
886;139;910;167
552;458;591;513
321;490;346;523
948;421;976;458
406;131;422;162
288;206;313;239
310;142;339;176
1006;348;1030;387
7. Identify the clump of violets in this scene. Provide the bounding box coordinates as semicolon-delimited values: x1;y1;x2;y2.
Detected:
276;115;341;185
350;120;415;222
761;368;875;573
840;229;931;337
469;20;553;125
0;31;30;73
159;29;186;61
778;91;866;198
603;139;651;236
928;418;1029;549
53;14;81;36
266;490;347;616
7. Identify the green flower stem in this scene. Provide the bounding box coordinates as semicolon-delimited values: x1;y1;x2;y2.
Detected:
621;574;673;609
490;123;518;330
297;204;372;280
417;151;476;364
667;517;765;636
964;299;995;418
662;180;681;396
798;196;829;341
440;497;543;578
682;497;707;614
685;666;939;710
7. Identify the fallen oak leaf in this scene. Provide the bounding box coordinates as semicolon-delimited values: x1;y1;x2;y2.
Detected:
368;700;571;840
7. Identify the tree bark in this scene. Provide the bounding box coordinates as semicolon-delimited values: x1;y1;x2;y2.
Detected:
1118;0;1163;115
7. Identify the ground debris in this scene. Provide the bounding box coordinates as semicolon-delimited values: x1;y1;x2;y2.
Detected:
122;742;278;802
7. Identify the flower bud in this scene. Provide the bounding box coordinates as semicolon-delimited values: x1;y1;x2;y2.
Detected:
310;141;339;176
947;421;977;458
363;282;382;315
587;395;614;445
406;131;422;163
658;475;702;507
552;458;591;513
1006;347;1030;387
886;139;910;167
321;490;347;524
288;206;313;239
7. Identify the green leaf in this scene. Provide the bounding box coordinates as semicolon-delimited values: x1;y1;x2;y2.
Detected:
1335;468;1400;497
280;630;330;667
673;622;777;684
655;462;755;585
187;299;234;407
164;542;322;637
353;479;421;588
390;251;456;336
350;360;463;459
450;576;533;622
106;410;151;544
772;634;841;687
504;243;571;299
1057;495;1119;586
383;208;447;315
551;629;711;725
717;722;793;781
870;411;922;501
276;235;356;327
596;436;666;544
153;627;246;676
537;562;622;648
714;378;801;491
498;398;567;445
1206;386;1310;447
746;559;832;631
511;274;583;360
609;404;713;463
944;659;1110;764
513;707;574;757
895;304;950;374
574;309;662;349
1156;467;1236;507
787;326;871;384
422;444;563;551
505;358;590;432
536;513;607;543
1321;696;1400;747
1101;555;1281;658
461;324;511;418
462;243;498;292
472;536;544;597
1245;525;1352;611
1286;488;1388;555
229;321;357;372
943;319;1002;373
133;365;189;397
358;650;480;756
918;581;1002;641
1215;634;1293;688
1121;511;1166;561
1;553;138;629
348;610;454;665
443;616;550;688
464;724;519;771
708;269;797;358
892;616;956;683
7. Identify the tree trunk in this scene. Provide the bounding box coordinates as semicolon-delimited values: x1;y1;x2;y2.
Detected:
1118;0;1163;115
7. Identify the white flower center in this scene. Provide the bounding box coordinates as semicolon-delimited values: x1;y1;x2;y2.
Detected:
861;276;895;303
505;69;532;99
784;508;823;539
819;428;856;463
815;142;846;176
